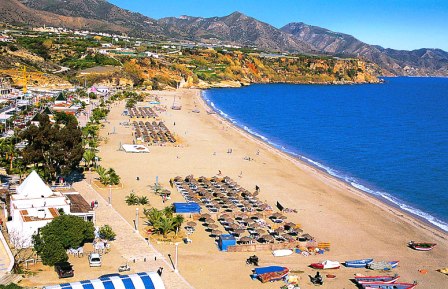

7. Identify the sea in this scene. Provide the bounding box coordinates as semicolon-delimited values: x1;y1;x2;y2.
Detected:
202;77;448;232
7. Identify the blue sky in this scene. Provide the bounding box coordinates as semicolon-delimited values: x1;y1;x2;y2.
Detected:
109;0;448;51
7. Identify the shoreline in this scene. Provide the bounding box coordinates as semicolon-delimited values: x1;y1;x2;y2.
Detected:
198;89;448;237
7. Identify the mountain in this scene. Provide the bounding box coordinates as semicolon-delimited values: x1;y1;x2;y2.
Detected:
1;0;446;76
281;22;448;76
20;0;163;37
0;0;129;34
158;12;316;53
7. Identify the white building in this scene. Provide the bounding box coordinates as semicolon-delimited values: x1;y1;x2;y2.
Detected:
6;171;94;248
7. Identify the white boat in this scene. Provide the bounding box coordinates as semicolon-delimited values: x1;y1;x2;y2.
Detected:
272;249;293;257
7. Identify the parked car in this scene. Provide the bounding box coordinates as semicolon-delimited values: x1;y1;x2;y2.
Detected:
54;262;74;278
88;252;102;267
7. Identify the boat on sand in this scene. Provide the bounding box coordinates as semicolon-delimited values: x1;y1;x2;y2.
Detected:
408;241;436;251
344;258;373;268
252;266;289;283
355;274;399;284
367;261;399;270
310;260;340;269
361;282;417;289
272;249;293;257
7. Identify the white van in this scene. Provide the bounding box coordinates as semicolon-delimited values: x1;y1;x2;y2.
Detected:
88;253;102;267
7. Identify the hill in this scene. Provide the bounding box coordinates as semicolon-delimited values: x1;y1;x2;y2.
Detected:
281;22;448;76
1;0;446;76
158;12;316;53
0;0;128;34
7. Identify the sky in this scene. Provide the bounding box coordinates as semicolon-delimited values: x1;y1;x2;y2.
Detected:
109;0;448;51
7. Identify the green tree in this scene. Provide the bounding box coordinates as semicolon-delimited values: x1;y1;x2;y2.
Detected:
96;166;109;184
138;196;149;205
20;114;84;181
144;206;184;238
107;168;120;185
125;193;139;205
98;225;116;241
83;149;96;168
33;215;94;265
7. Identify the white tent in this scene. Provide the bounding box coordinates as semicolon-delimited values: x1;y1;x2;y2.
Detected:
16;171;53;198
122;144;150;153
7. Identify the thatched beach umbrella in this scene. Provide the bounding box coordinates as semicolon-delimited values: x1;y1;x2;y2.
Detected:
204;218;215;224
260;234;274;242
234;229;246;235
274;227;285;234
256;229;266;235
187;221;197;227
228;223;240;230
282;234;296;242
200;213;211;219
207;223;218;229
239;236;252;244
211;229;222;236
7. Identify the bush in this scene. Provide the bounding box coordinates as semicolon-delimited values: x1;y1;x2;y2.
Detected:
99;225;116;241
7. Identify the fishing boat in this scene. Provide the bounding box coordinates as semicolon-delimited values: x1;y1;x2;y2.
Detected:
408;241;436;251
252;266;289;283
355;274;400;284
272;249;293;257
362;282;417;289
310;260;340;269
367;261;399;270
344;258;373;268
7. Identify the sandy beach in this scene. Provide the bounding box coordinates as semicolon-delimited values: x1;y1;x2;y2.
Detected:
92;88;447;289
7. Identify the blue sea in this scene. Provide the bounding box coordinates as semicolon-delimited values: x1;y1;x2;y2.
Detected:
203;77;448;232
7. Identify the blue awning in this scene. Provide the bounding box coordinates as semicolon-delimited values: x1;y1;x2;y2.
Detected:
173;202;201;213
43;272;165;289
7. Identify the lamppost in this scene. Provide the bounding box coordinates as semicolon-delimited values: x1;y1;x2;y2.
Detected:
108;184;112;206
174;242;179;273
135;208;139;233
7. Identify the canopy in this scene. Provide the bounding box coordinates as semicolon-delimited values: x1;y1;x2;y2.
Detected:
43;272;165;289
121;144;149;153
173;202;201;214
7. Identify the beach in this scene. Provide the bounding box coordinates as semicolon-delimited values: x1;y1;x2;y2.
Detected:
93;88;447;289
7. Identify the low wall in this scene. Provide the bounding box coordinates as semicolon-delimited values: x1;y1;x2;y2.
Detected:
227;241;317;252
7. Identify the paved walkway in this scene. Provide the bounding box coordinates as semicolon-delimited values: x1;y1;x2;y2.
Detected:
73;180;194;289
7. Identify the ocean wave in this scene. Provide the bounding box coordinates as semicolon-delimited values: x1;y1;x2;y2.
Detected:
201;93;448;232
242;126;269;141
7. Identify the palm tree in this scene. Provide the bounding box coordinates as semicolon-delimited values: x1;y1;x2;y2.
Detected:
96;166;110;185
144;206;184;238
138;196;149;205
83;149;96;168
172;215;184;236
154;217;175;238
162;206;174;217
144;208;163;226
125;193;139;205
107;168;120;185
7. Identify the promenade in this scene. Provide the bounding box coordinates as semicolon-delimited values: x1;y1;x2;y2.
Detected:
73;180;193;289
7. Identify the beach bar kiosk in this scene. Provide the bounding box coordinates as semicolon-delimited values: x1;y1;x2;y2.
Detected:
173;202;201;214
218;234;236;251
43;272;165;289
